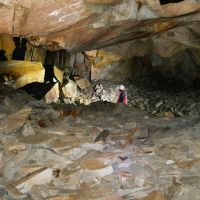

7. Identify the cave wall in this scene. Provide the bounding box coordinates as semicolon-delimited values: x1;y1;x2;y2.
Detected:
91;59;135;82
0;34;45;64
0;29;200;86
0;0;200;81
0;34;15;61
85;46;200;84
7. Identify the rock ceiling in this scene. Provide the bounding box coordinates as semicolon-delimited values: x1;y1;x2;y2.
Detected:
0;0;199;57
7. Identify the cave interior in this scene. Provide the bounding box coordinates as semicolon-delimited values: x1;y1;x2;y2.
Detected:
0;0;200;199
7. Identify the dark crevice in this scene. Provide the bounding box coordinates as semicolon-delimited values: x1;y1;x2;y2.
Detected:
12;37;27;60
159;0;184;5
20;82;56;100
0;50;8;61
43;64;59;83
45;50;70;70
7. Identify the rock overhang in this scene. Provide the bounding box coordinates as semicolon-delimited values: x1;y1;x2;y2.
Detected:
0;0;199;53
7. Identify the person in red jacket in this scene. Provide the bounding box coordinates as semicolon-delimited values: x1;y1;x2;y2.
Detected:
117;85;128;105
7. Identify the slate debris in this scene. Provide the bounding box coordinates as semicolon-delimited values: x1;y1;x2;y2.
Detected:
94;129;110;143
0;84;200;200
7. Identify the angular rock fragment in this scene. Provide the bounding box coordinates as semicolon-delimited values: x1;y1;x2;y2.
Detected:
85;50;98;57
54;66;63;84
170;185;200;200
59;171;81;190
75;78;90;90
80;159;113;183
119;171;135;189
77;183;121;200
15;167;53;193
3;96;19;113
0;106;32;134
21;121;35;136
142;146;155;154
136;191;167;200
176;159;200;169
122;127;140;149
62;79;78;102
44;83;60;103
19;166;44;176
1;184;27;199
64;148;87;161
7;143;26;152
94;129;110;143
81;159;107;170
134;176;146;187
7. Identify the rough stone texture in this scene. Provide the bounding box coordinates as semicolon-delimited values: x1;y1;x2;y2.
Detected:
0;0;198;54
15;168;53;193
0;85;200;199
75;78;90;90
44;83;60;104
62;79;78;102
0;61;45;88
0;34;15;60
25;42;46;64
0;105;32;134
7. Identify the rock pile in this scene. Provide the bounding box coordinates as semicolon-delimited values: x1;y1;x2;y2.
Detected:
63;77;200;117
62;80;119;105
0;84;200;199
126;77;200;117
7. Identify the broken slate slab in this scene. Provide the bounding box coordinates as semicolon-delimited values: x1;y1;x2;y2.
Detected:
21;121;35;137
80;159;113;183
2;136;26;152
136;190;168;200
77;183;121;200
75;78;90;90
63;147;87;161
15;167;53;193
118;186;155;199
81;143;105;151
0;106;32;134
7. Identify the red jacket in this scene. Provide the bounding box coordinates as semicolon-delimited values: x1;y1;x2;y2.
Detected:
118;91;128;104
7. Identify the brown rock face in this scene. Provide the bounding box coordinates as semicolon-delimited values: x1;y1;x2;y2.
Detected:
0;0;199;53
86;0;122;4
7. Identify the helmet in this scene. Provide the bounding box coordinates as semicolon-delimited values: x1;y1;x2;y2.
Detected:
119;85;125;90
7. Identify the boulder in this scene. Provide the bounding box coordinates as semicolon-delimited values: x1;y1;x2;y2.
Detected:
62;80;78;101
75;78;90;90
54;66;63;84
44;83;60;104
0;61;45;89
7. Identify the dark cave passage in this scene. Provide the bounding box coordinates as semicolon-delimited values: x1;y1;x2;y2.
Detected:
12;37;27;60
159;0;184;5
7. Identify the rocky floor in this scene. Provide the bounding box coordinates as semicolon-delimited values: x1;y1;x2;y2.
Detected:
126;76;200;117
63;77;200;117
0;85;200;200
